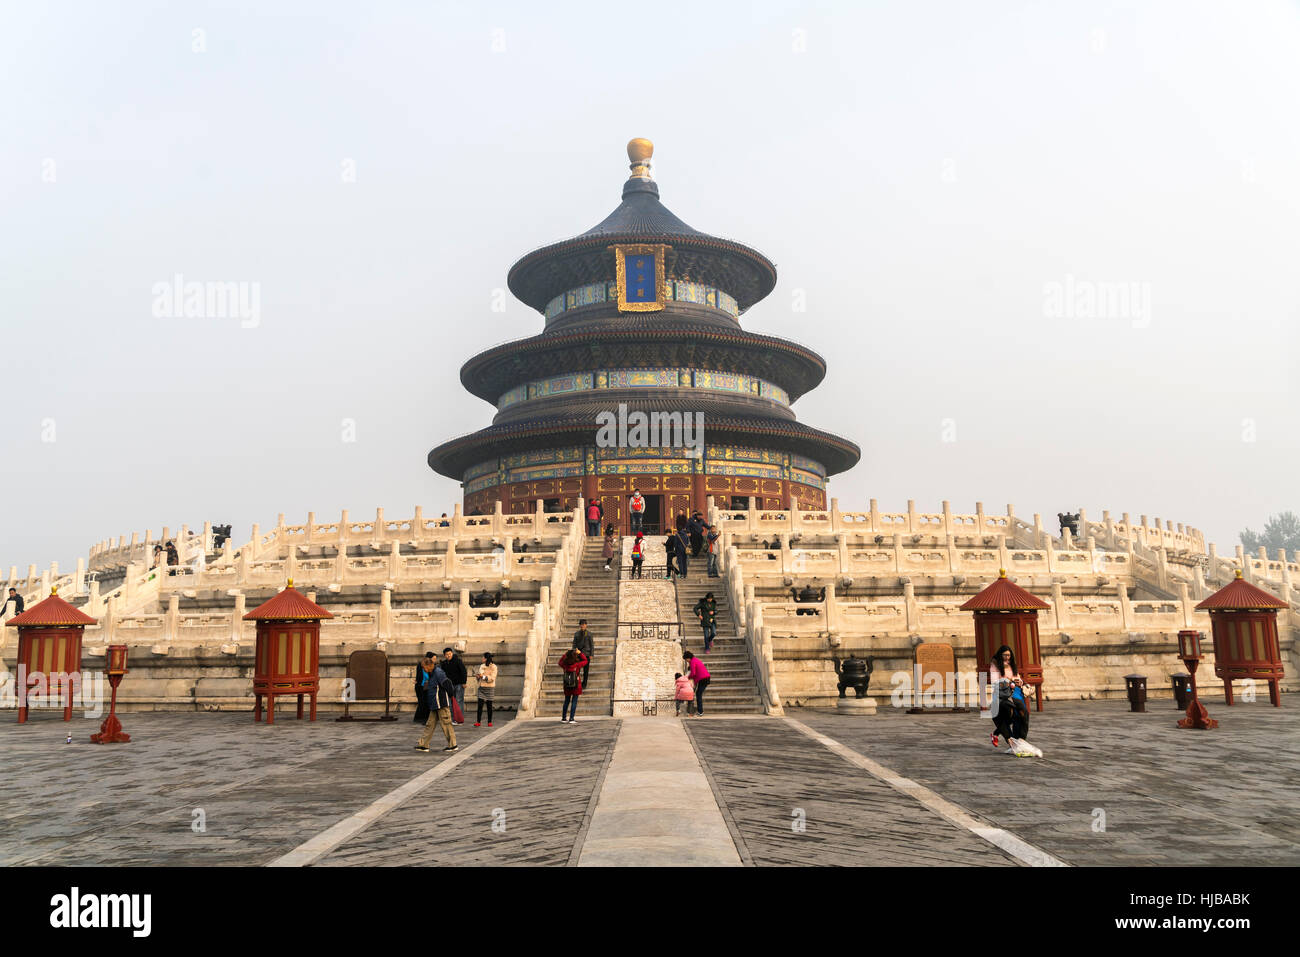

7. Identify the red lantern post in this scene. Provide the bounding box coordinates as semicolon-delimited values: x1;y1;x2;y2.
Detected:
243;579;332;723
1195;570;1287;707
960;569;1051;712
6;587;97;723
1177;629;1204;699
91;645;131;743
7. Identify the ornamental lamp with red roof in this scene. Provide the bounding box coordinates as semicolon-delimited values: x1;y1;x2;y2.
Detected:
1195;570;1286;707
960;569;1052;712
243;579;333;724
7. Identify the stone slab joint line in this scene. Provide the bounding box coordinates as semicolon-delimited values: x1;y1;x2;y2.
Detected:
266;720;522;867
785;718;1068;868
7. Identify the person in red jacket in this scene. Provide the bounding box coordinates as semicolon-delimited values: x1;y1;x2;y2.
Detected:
683;651;711;716
586;501;601;536
559;647;589;723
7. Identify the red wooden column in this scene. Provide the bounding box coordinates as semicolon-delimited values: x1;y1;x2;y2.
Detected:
244;579;332;724
1195;570;1287;707
960;569;1051;712
6;587;97;723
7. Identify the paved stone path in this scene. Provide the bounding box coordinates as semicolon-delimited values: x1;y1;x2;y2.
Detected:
793;699;1300;866
0;711;510;866
683;717;1019;866
3;698;1295;866
578;718;741;866
315;718;620;866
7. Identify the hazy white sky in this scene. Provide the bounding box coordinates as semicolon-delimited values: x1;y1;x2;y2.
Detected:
2;0;1298;571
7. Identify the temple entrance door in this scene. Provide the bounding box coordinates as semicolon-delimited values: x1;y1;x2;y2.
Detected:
666;494;691;531
596;494;622;534
639;494;663;536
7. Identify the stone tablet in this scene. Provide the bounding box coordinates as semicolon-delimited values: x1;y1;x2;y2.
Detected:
336;650;395;721
907;642;968;713
349;650;389;701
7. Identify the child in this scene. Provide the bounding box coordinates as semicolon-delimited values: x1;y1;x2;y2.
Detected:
630;532;645;578
674;672;695;716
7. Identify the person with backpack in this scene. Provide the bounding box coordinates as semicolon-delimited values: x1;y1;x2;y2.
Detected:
682;651;711;716
442;646;468;724
415;658;459;752
693;592;718;653
629;489;645;533
674;523;691;579
630;532;645;579
558;646;589;723
572;620;595;688
988;644;1040;756
412;651;435;724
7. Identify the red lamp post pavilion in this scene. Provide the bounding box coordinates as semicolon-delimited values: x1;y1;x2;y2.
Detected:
243;579;332;723
1195;570;1287;707
960;569;1051;712
90;644;131;744
6;586;97;723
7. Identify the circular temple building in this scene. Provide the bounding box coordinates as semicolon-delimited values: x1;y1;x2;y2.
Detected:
428;139;860;531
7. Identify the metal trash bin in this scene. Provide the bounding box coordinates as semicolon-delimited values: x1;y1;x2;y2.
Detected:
1171;674;1192;710
1124;674;1148;713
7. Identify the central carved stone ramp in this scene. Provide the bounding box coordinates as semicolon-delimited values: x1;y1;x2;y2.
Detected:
675;577;765;713
539;539;618;716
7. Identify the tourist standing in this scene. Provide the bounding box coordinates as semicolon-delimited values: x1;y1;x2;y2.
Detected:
674;525;691;578
475;652;498;727
705;525;720;577
412;651;435;724
683;651;711;716
694;592;717;653
558;647;588;723
602;523;617;572
664;531;676;580
688;512;705;557
443;647;468;724
2;587;24;621
152;544;164;569
630;532;645;578
572;619;594;688
586;501;601;536
415;658;458;752
165;540;179;575
629;489;645;533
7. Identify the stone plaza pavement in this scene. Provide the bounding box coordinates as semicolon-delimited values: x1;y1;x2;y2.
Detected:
1;699;1296;867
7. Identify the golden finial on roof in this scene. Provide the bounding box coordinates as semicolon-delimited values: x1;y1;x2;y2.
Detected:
51;585;59;595
627;138;653;180
287;578;294;588
998;568;1007;578
1234;569;1243;579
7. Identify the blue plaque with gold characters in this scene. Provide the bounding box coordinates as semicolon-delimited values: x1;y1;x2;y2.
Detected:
612;243;669;311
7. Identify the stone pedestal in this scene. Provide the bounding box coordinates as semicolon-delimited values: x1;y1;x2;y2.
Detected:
836;696;878;715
